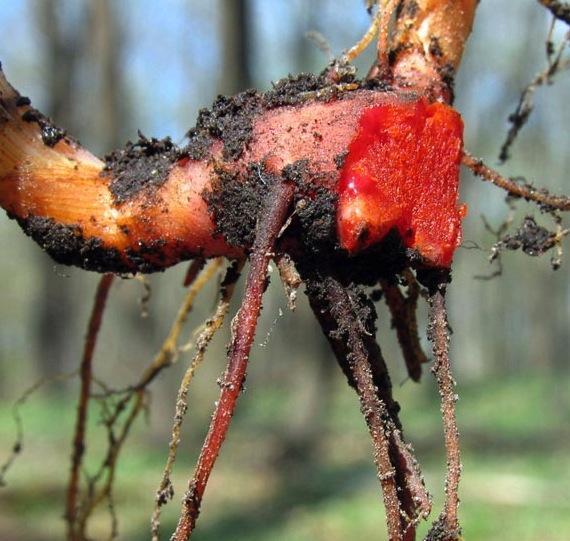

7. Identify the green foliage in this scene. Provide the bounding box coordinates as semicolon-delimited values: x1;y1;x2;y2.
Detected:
1;373;568;540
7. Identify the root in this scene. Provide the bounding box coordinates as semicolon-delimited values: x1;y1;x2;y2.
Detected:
343;3;383;63
171;178;295;540
462;150;570;212
150;260;244;541
303;269;430;540
183;258;206;288
72;260;221;539
538;0;570;25
377;0;398;76
0;370;78;487
426;285;462;540
380;270;429;382
498;25;569;161
66;273;114;540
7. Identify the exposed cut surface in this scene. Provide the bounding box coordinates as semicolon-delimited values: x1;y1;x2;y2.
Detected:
337;98;465;267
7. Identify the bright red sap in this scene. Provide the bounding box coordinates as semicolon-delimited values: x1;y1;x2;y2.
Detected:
337;98;466;267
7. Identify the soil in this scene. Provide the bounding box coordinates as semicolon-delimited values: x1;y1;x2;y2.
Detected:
496;215;558;257
205;162;276;249
15;215;127;273
184;71;359;163
103;132;182;204
186;88;263;161
14;214;182;274
21;107;66;147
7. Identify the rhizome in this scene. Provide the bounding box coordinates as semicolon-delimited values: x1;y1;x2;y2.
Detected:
1;2;569;541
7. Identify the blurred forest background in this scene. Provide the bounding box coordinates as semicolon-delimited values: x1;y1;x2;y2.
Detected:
0;1;569;540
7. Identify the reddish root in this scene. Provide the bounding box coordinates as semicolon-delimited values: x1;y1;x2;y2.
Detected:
427;285;462;539
172;178;295;540
65;274;114;541
380;271;429;382
150;260;244;541
303;270;431;540
462;150;570;212
183;258;206;287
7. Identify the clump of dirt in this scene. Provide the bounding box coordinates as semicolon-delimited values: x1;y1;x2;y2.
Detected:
186;89;263;161
263;72;329;107
103;132;181;204
295;186;338;256
424;515;461;541
334;151;348;169
493;216;558;257
14;214;183;274
184;71;360;162
15;215;127;273
205;162;276;249
125;239;170;274
21;107;66;147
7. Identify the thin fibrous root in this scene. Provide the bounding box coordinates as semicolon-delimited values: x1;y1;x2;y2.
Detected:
462;150;570;212
150;260;244;541
75;260;221;538
66;273;114;541
171;178;295;540
0;370;78;487
343;3;383;63
498;29;569;162
426;285;461;540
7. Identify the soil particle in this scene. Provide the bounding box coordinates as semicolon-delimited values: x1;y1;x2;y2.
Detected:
103;131;181;204
424;514;461;541
495;216;558;257
125;239;169;273
296;225;411;287
429;36;444;58
183;71;359;162
205;162;276;249
21;108;66;147
334;151;348;169
438;63;456;92
416;267;451;294
295;186;338;256
185;89;263;161
278;160;340;258
15;96;31;107
15;215;127;273
183;129;213;161
13;214;179;274
263;72;329;107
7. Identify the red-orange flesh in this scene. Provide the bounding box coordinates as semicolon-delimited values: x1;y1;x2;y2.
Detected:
337;98;466;267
